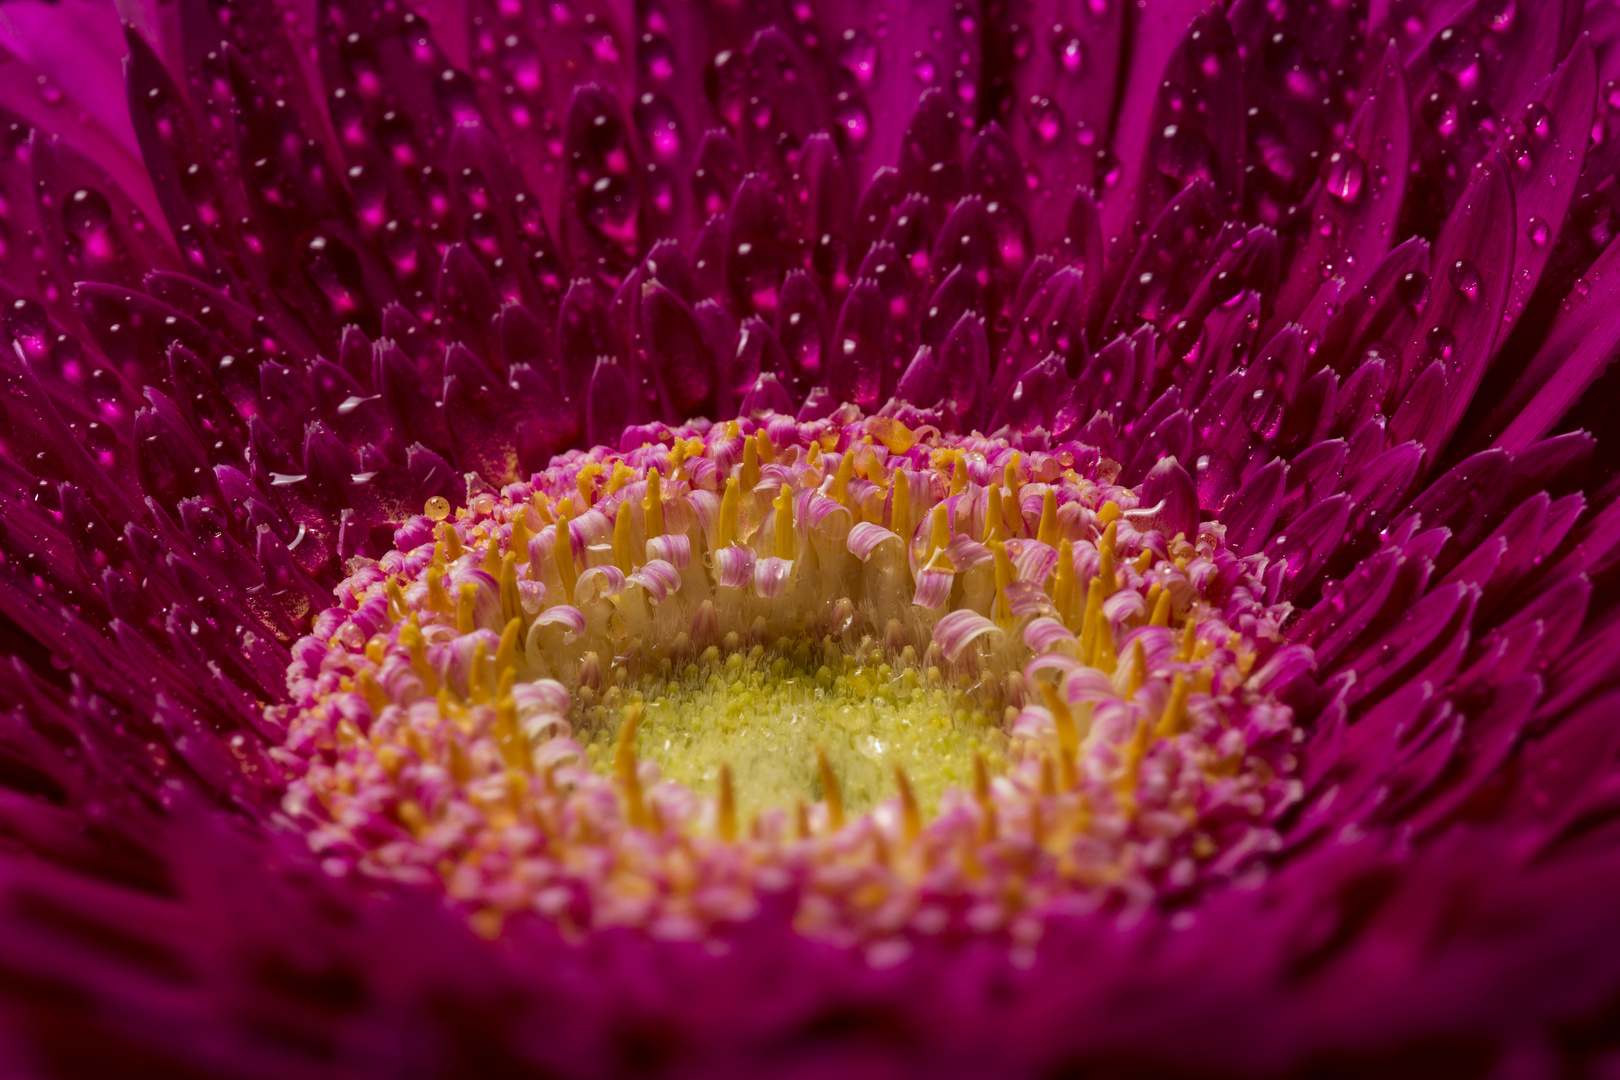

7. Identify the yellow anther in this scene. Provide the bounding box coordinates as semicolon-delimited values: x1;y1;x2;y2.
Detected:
929;503;952;561
1134;549;1155;572
1118;717;1153;806
742;430;761;492
1037;489;1059;546
439;521;464;561
895;765;922;844
805;440;821;470
357;669;388;713
467;639;488;703
1145;584;1169;627
447;735;471;784
509;512;531;559
1177;616;1198;662
1038;682;1080;790
795;800;812;840
1038;753;1058;798
1127;638;1148;696
1156;673;1191;737
773;483;795;559
1097;520;1119;597
529;492;553;525
718;476;740;549
399;618;438;693
830;452;856;507
365;636;388;665
613;506;635;574
386;579;410;622
1079;576;1105;662
552;511;577;604
973;753;996;840
890;472;911;539
576;461;604;507
425;495;451;521
426;566;454;614
1093;607;1117;675
950;453;969;495
495;617;522;678
989;539;1014;626
984;485;1006;543
499;553;522;623
457;581;479;634
644;468;665;538
755;427;776;464
480;535;503;576
717;763;737;843
1053;539;1079;630
816;744;844;831
615;702;648;830
1098;500;1121;526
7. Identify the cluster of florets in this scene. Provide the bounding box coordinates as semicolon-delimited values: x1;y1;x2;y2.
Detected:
274;408;1308;950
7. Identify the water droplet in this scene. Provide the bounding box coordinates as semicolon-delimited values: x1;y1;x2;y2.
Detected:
1429;26;1480;76
1482;0;1515;28
1029;98;1064;146
1397;270;1431;307
1154;123;1210;181
1057;36;1083;75
1325;149;1365;203
912;52;937;85
1522;100;1551;140
836;100;871;146
1448;258;1481;301
1426;324;1455;360
839;29;877;88
1527;216;1550;246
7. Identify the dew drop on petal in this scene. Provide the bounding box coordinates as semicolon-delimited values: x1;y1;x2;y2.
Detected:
1397;270;1431;307
1448;258;1482;302
1325;149;1365;204
1426;324;1456;360
1527;216;1550;247
1429;26;1480;76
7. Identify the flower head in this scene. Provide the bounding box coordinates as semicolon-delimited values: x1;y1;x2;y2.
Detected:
1;0;1620;1074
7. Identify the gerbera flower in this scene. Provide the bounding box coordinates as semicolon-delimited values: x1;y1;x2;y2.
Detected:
1;0;1619;1073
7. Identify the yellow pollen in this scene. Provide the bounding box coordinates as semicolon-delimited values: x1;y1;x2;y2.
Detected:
607;462;637;496
774;483;795;559
644;468;665;538
576;462;604;507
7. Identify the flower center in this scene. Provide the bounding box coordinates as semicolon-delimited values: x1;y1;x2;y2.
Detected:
582;643;1005;824
274;408;1309;947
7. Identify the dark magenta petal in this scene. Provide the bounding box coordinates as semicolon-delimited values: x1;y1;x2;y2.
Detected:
826;278;887;412
1388;359;1450;454
1221;457;1286;556
724;174;788;321
1138;457;1198;541
739;372;794;418
642;280;719;420
557;279;621;403
1101;177;1221;342
1272;43;1410;328
1400;151;1515;453
586;356;640;448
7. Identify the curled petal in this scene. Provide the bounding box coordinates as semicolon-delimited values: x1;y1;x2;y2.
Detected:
1024;616;1077;654
933;609;1002;661
753;556;793;599
847;522;903;561
576;566;627;604
713;546;756;589
628;559;682;603
646;533;692;570
912;569;954;610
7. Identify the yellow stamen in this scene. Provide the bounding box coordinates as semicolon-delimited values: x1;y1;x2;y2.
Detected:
509;512;531;560
1127;638;1148;696
499;553;522;623
1177;616;1198;662
774;483;795;559
830;452;855;507
644;468;664;538
613;505;635;574
1037;489;1059;546
553;510;577;604
973;753;996;840
439;521;463;561
386;579;410;622
456;581;478;634
805;440;821;471
426;566;453;613
1097;520;1118;597
575;461;604;507
717;763;737;843
891;472;911;540
1156;673;1190;737
984;485;1005;543
357;669;388;713
494;617;522;678
755;427;775;464
929;503;951;562
467;639;488;703
615;701;648;829
895;766;922;843
950;454;969;495
742;430;760;492
1118;717;1153;807
816;744;844;831
990;539;1014;625
1148;583;1171;626
1098;500;1121;526
480;535;502;577
1134;549;1154;572
1079;576;1104;662
1039;682;1080;789
400;618;438;693
1053;539;1079;629
718;476;740;549
607;462;637;496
